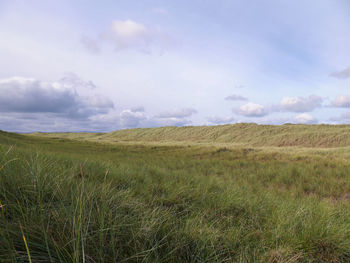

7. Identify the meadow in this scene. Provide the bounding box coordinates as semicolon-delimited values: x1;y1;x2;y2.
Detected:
2;124;350;262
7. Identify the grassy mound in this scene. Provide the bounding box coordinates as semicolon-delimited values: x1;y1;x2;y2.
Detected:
104;124;350;147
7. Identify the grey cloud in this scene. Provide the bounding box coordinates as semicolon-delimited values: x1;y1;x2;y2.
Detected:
87;96;114;110
0;113;99;133
330;67;350;79
80;35;101;54
0;76;114;119
0;77;77;113
130;106;145;112
156;108;197;118
0;113;55;133
0;110;125;133
225;94;247;101
0;89;196;132
280;95;323;112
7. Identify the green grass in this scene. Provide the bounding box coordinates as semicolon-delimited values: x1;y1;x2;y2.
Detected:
2;127;350;262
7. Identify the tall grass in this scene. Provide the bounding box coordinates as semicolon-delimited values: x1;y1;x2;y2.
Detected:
1;131;350;262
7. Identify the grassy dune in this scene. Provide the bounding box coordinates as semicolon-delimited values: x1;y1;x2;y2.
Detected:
2;126;350;262
34;123;350;148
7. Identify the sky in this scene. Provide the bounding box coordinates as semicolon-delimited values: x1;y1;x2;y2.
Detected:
0;0;350;132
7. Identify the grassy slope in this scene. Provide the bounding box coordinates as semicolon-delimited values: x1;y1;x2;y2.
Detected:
2;128;350;262
34;123;350;148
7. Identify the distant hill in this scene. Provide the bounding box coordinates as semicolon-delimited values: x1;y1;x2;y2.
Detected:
29;123;350;148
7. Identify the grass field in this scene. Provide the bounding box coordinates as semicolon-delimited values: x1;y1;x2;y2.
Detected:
2;125;350;262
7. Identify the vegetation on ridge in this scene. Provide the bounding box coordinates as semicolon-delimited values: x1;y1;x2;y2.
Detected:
34;123;350;148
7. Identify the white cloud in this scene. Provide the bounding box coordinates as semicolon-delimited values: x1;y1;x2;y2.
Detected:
280;95;323;112
120;109;147;128
330;67;350;79
59;72;97;90
234;102;268;117
112;20;148;40
105;19;171;52
225;94;247;101
331;96;350;107
292;113;317;124
156;108;197;118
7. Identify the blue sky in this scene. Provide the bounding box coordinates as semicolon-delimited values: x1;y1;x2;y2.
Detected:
0;0;350;132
